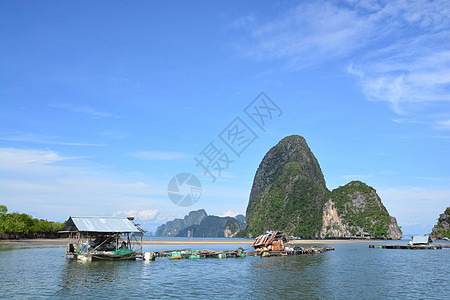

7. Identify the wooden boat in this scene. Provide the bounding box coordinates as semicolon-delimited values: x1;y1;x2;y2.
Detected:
76;249;138;261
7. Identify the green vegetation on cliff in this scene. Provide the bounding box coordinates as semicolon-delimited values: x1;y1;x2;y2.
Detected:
247;163;326;237
245;136;328;238
0;205;64;235
327;182;391;238
430;207;450;239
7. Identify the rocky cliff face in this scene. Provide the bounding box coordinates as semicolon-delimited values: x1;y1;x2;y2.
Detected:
245;135;328;238
155;209;207;237
430;207;450;240
244;135;402;239
320;181;402;239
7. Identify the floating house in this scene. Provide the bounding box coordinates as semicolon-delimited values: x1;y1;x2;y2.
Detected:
251;231;335;257
251;231;288;252
410;235;432;245
60;216;144;261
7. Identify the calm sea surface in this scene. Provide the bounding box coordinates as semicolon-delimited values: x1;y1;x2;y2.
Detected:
0;239;448;299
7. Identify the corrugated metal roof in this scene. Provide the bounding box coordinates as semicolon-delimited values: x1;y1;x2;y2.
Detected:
62;216;141;233
251;231;278;247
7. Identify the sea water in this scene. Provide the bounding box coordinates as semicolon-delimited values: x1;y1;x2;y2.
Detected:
0;240;448;299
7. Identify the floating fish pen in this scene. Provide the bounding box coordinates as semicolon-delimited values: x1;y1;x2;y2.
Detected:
60;216;145;261
369;235;450;250
59;224;337;262
369;244;446;250
250;231;335;257
151;248;247;260
251;246;335;257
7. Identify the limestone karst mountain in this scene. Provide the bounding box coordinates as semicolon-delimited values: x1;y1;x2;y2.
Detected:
244;135;402;239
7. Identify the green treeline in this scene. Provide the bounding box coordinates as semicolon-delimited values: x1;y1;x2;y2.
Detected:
0;205;64;234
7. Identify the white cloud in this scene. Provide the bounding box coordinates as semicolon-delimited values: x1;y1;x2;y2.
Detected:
219;210;241;217
49;102;119;119
113;209;159;220
131;151;190;160
0;148;71;165
346;5;450;116
113;210;137;217
137;209;159;220
350;48;450;115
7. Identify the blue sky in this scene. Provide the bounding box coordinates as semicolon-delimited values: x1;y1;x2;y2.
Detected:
1;0;449;235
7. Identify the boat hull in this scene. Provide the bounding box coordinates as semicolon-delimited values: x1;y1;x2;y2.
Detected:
75;251;138;261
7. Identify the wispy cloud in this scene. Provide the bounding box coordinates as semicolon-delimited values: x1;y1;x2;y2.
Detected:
130;151;191;160
435;119;450;129
231;1;370;68
349;48;450;115
414;176;450;182
0;133;106;147
0;147;79;166
231;0;450;122
49;102;119;119
392;118;429;125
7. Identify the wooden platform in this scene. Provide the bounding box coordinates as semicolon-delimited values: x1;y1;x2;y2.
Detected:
153;248;247;259
149;246;335;260
369;244;449;250
252;246;335;257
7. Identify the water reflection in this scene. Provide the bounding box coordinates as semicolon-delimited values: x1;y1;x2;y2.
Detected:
248;254;328;298
56;258;134;297
0;242;448;299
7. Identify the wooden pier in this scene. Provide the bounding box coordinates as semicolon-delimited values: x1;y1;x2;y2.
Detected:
369;244;449;250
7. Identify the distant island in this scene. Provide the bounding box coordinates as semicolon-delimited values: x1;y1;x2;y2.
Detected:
430;206;450;240
240;135;403;239
155;209;246;238
0;205;64;239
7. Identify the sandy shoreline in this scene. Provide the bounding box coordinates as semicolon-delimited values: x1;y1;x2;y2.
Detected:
0;238;377;246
